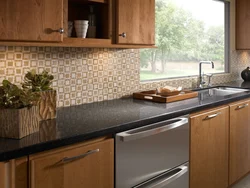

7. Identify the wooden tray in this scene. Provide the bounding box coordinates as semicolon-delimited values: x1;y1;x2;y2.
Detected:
133;90;198;103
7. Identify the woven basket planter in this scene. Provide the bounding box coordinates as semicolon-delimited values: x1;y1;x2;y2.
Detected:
0;106;39;139
37;90;57;121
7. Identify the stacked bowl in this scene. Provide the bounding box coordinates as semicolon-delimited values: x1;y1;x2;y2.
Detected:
74;20;89;38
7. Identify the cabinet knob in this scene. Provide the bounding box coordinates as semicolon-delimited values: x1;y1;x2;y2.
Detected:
57;28;64;34
50;28;64;34
119;32;126;38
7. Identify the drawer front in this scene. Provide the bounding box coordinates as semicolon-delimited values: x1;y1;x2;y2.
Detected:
116;116;189;188
30;139;114;188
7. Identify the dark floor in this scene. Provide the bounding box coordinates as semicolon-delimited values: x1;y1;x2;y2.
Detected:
232;175;250;188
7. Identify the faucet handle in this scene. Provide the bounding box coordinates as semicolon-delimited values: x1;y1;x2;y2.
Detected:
206;74;213;87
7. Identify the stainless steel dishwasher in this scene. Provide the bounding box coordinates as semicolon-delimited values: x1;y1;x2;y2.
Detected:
116;115;189;188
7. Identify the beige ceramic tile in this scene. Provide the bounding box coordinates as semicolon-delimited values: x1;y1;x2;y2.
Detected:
0;47;247;107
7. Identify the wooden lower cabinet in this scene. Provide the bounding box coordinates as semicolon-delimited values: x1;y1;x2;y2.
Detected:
190;106;229;188
229;99;250;185
0;157;28;188
29;137;114;188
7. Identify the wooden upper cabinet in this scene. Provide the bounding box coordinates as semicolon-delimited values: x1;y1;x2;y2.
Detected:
0;157;28;188
236;0;250;49
0;0;63;42
116;0;155;45
190;106;229;188
229;100;250;185
29;138;114;188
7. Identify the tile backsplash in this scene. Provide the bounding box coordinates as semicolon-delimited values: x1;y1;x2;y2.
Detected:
0;46;248;107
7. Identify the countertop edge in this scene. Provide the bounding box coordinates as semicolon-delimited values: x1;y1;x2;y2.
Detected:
1;84;250;161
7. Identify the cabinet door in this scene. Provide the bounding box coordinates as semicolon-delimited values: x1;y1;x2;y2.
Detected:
190;106;229;188
29;138;114;188
229;100;250;185
0;157;28;188
0;0;63;42
236;0;250;49
116;0;155;45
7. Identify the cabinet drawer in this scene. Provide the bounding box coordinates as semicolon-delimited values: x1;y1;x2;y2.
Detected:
29;138;114;188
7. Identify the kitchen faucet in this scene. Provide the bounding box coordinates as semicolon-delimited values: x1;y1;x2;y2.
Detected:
198;61;214;88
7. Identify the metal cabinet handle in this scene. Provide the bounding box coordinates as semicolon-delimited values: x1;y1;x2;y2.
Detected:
119;32;126;38
116;117;188;142
236;104;248;110
57;149;99;165
134;164;188;188
203;112;221;120
51;28;64;34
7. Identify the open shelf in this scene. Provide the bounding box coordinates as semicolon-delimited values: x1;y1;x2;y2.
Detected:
0;38;157;49
68;0;110;39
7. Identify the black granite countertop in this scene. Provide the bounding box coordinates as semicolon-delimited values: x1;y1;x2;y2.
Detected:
1;80;250;161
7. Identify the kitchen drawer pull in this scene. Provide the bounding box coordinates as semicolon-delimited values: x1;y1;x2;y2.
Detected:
116;117;188;142
57;149;99;165
236;104;249;110
203;112;221;120
119;32;126;38
134;163;188;188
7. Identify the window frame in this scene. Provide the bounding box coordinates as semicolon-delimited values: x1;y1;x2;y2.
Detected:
140;0;230;82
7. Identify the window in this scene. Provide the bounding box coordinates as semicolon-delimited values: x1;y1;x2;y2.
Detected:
140;0;229;81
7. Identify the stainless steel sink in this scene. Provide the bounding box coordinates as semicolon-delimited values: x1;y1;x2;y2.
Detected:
207;87;249;96
196;86;250;99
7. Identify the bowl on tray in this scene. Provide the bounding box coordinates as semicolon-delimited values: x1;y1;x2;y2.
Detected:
156;86;183;96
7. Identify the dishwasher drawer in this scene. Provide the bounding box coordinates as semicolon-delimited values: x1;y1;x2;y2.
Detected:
116;116;189;188
134;162;189;188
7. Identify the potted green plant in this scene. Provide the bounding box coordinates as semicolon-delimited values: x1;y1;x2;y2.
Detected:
0;80;40;139
22;70;56;121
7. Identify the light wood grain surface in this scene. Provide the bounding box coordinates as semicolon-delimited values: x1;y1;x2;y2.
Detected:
236;0;250;49
29;138;114;188
116;0;155;45
190;106;229;188
229;99;250;185
0;0;63;42
0;38;156;48
0;157;28;188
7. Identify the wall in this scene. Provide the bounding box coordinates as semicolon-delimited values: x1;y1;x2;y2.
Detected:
0;0;248;108
0;45;248;107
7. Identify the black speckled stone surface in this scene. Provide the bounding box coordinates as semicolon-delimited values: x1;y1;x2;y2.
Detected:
1;80;250;161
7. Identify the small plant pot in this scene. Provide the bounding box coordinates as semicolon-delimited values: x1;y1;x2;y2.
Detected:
37;90;57;121
0;106;39;139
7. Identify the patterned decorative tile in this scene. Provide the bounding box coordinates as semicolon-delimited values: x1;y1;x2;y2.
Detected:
0;47;247;107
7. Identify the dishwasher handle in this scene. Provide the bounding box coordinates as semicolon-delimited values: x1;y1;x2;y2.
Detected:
116;117;188;142
134;163;188;188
